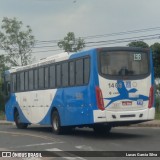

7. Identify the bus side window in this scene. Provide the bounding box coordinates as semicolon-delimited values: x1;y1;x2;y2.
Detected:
12;74;16;92
49;65;56;88
76;59;83;85
84;58;90;84
24;71;28;91
69;61;75;86
62;62;69;87
38;67;44;89
20;72;24;91
45;67;49;89
56;64;61;87
34;69;38;90
17;73;20;92
29;70;34;90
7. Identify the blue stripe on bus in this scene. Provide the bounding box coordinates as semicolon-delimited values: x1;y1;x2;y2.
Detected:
5;93;30;123
104;80;149;108
150;48;155;108
5;48;100;126
39;49;99;125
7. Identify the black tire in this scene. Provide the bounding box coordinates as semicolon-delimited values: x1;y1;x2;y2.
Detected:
14;111;28;129
93;124;112;135
52;111;63;135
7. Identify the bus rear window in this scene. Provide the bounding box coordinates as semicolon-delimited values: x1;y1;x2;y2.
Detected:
99;51;149;78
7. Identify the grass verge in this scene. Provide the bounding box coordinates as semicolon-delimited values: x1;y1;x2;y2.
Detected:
0;111;5;120
155;112;160;120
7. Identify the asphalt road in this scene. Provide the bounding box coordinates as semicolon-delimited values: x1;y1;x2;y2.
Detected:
0;125;160;160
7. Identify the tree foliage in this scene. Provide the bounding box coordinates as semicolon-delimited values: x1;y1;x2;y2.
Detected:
127;41;149;48
127;41;160;78
150;43;160;78
57;32;85;52
0;55;7;73
0;17;35;66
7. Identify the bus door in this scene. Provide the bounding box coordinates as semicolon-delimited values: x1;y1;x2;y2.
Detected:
2;71;11;99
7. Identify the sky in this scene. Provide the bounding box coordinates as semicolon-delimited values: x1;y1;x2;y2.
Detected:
0;0;160;61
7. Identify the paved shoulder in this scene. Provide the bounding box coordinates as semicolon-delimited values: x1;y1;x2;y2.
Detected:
131;120;160;127
0;120;14;125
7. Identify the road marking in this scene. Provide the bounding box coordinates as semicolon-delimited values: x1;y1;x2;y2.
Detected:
75;145;94;151
14;142;64;148
46;148;86;160
0;131;61;142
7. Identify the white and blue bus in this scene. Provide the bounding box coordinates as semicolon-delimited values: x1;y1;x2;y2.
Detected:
3;47;155;134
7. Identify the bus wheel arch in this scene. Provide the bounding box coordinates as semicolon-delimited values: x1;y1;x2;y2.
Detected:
14;107;18;117
50;107;58;124
14;107;28;129
51;108;63;134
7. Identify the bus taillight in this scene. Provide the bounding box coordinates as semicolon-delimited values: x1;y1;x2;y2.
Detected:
148;86;154;109
95;86;105;111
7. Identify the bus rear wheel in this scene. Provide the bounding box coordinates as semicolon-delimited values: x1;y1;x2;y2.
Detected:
52;111;63;135
14;111;28;129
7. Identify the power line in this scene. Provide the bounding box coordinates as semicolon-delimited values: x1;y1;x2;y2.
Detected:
81;27;160;39
31;33;160;51
85;33;160;44
33;33;160;50
1;34;159;54
33;44;58;49
35;26;160;45
31;35;160;54
31;48;63;53
1;30;160;54
86;35;160;48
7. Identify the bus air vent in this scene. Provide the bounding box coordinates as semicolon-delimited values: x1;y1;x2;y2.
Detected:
120;114;135;118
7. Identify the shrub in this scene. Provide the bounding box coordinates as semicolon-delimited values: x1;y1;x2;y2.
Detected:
0;93;5;112
155;97;160;112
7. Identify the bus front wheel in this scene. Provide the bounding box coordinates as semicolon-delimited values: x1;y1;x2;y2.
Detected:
14;111;28;129
52;111;63;135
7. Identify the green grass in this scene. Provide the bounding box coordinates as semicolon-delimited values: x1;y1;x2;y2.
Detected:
0;111;5;120
155;103;160;120
155;111;160;120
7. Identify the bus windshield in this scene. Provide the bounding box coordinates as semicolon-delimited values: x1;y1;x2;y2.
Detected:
99;50;149;78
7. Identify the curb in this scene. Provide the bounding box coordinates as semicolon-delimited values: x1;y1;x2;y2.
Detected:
0;121;14;125
131;124;160;127
131;120;160;127
0;121;160;127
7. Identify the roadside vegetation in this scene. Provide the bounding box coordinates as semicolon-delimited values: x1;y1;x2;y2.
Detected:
0;111;5;120
0;91;5;120
155;96;160;120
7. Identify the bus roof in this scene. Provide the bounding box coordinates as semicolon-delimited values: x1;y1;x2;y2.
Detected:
7;52;73;73
6;47;150;73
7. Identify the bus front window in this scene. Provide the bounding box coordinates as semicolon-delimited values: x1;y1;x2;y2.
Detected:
99;50;149;79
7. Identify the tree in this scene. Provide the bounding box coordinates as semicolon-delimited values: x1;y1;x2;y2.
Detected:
150;43;160;78
57;32;85;52
0;17;35;66
0;55;6;73
127;41;160;78
127;41;149;48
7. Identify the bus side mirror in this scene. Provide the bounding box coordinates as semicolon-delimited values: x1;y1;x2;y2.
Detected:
2;83;4;92
6;82;11;95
